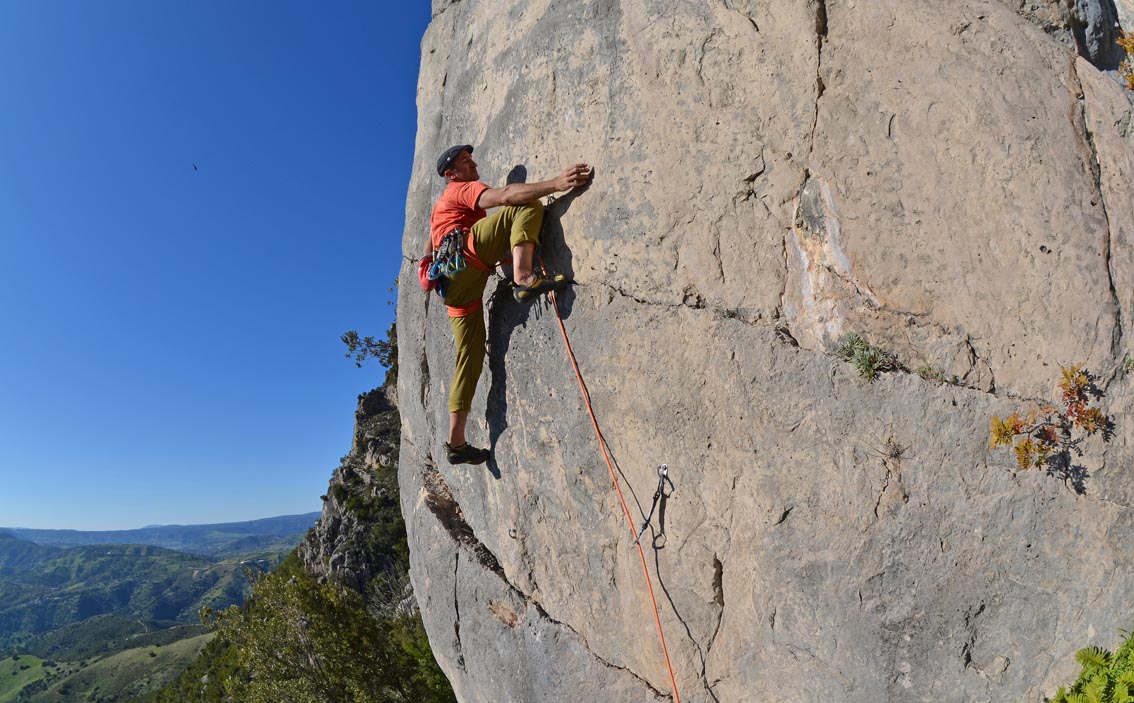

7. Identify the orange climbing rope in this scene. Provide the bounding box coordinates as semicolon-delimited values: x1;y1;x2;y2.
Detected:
547;288;681;703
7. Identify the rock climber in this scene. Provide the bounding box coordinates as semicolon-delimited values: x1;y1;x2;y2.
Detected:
426;144;591;465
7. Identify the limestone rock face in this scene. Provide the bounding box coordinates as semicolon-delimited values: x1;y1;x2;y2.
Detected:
399;1;1134;701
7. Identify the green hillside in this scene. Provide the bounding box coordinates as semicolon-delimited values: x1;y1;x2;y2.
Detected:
0;583;36;613
2;546;214;642
0;528;293;703
133;632;238;703
6;634;213;703
0;536;61;575
22;616;205;662
0;655;53;703
0;537;288;655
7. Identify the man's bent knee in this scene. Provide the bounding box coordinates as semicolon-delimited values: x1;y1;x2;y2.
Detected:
510;201;544;249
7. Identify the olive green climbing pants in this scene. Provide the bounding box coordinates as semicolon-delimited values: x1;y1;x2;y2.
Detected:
446;201;544;414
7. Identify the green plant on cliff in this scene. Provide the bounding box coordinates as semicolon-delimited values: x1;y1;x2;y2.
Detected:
1049;629;1134;703
836;333;900;381
989;364;1111;493
916;365;961;386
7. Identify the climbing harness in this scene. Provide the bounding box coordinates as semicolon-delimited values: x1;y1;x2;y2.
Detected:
633;464;674;547
546;279;682;703
422;226;495;316
428;227;468;281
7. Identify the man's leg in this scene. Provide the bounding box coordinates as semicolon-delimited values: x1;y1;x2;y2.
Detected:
512;241;536;286
504;201;569;300
507;201;543;287
446;307;490;465
470;200;544;275
448;411;469;446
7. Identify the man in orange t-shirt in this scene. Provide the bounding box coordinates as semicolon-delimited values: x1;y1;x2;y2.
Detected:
427;144;591;465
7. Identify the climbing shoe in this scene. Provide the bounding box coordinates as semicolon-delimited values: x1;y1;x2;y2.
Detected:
445;442;491;465
512;274;572;303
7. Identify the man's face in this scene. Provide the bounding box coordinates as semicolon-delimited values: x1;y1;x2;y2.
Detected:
446;150;478;182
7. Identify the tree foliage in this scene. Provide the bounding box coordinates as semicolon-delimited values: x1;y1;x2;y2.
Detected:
201;556;452;703
342;323;398;376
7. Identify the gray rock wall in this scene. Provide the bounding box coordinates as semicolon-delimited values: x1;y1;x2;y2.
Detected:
399;1;1134;701
1010;0;1129;69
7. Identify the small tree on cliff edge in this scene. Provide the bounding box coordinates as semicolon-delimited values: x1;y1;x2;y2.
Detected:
342;322;397;386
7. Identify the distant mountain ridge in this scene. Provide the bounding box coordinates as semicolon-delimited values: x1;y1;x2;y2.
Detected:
0;512;320;557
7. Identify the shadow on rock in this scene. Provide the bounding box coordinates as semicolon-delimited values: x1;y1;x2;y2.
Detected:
537;168;595;320
484;164;594;460
485;278;532;464
1046;450;1091;495
509;163;595;319
485;453;502;480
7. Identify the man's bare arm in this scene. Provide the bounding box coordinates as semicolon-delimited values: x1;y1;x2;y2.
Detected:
477;163;591;209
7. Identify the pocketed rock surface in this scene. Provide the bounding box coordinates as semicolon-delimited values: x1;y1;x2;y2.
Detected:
398;1;1134;701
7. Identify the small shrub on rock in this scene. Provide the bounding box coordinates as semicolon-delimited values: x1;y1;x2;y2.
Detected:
917;365;962;386
989;365;1111;492
836;333;900;381
1119;31;1134;92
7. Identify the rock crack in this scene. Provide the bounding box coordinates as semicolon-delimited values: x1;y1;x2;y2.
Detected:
420;463;669;700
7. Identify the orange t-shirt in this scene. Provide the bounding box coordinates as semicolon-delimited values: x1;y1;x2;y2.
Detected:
430;181;489;250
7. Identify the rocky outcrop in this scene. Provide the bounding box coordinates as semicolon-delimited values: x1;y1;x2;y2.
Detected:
399;1;1134;701
299;385;401;594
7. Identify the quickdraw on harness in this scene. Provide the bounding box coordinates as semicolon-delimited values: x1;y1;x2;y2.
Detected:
428;227;468;283
633;464;674;547
420;227;494;317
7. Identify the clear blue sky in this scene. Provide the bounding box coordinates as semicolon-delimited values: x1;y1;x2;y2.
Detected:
0;2;430;530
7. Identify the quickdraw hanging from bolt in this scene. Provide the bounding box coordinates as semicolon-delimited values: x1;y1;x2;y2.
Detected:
633;464;674;547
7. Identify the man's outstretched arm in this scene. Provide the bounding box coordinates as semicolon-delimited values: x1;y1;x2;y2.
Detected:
477;163;591;209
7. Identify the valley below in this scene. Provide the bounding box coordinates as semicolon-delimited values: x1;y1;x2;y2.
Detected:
0;514;316;702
